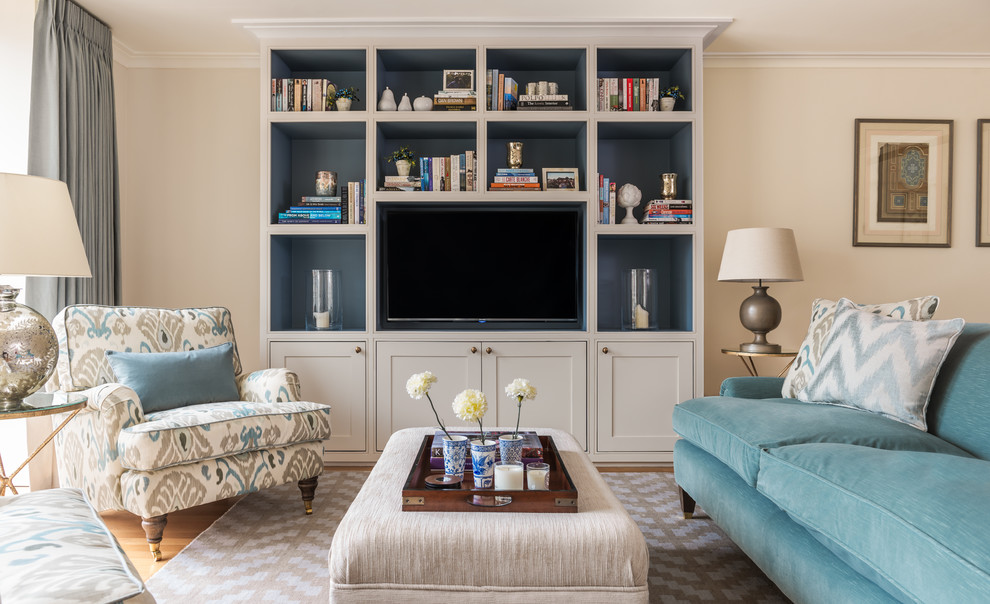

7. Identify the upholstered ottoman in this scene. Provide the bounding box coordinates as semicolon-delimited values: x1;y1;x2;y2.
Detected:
0;488;154;603
328;427;648;603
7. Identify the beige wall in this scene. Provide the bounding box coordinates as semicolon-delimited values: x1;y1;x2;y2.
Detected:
703;64;990;394
110;61;990;392
116;67;262;370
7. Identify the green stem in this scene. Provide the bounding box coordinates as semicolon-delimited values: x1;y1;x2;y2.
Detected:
425;393;452;441
513;397;522;439
477;418;486;444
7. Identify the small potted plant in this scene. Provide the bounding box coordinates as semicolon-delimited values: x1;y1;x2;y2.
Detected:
658;85;685;111
385;146;415;177
334;86;360;111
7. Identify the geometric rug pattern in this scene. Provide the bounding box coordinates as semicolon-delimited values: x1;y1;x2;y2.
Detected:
146;471;789;603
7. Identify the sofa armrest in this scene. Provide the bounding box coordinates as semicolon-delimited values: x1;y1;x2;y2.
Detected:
237;368;302;403
719;377;785;399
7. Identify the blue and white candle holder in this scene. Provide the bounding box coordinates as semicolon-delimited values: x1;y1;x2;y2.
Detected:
442;435;469;476
470;439;497;488
498;434;524;464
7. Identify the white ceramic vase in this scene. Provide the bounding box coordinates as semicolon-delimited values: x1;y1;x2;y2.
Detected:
397;93;412;111
660;97;676;111
378;87;396;111
336;98;353;111
395;159;412;177
413;96;433;111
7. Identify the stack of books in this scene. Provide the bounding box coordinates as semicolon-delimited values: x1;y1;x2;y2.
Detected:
596;77;662;112
276;180;367;224
270;78;334;112
489;168;540;191
428;430;544;470
382;175;421;191
516;94;572;111
433;90;477;111
598;174;617;224
418;151;477;192
643;199;693;224
486;69;519;110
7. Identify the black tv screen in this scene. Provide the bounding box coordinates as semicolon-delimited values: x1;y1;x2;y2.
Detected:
378;202;585;330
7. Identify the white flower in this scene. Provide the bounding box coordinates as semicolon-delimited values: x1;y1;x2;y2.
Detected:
452;389;488;422
505;378;536;402
406;371;437;400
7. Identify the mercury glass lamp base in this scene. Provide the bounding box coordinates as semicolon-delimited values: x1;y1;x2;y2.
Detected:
0;286;59;408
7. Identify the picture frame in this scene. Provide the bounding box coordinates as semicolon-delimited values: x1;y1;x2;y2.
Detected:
853;119;953;247
442;70;474;92
542;168;579;191
978;120;990;246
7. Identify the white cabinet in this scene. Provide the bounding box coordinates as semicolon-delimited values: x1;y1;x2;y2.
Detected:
596;341;693;453
270;341;367;452
376;341;587;451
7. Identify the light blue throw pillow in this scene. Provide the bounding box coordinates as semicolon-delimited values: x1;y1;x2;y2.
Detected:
797;298;964;430
105;342;240;413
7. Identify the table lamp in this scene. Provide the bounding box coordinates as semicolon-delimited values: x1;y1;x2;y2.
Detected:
717;227;803;353
0;173;91;410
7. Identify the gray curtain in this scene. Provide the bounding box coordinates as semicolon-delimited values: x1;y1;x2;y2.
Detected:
27;0;120;317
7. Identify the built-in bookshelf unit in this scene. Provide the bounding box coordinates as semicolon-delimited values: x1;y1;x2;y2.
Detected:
256;19;728;464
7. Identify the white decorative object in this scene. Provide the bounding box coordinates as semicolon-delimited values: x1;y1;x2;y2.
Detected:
413;96;433;111
526;462;550;490
336;98;352;111
660;97;675;111
494;461;524;490
617;183;642;224
378;87;396;111
397;93;412;111
395;159;412;177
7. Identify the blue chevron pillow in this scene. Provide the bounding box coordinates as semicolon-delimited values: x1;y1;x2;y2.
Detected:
796;298;964;430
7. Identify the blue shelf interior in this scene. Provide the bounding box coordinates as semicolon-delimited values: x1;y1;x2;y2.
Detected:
486;48;587;111
271;49;368;111
597;234;693;331
270;234;367;331
596;47;693;112
486;121;588;190
597;121;693;219
270;121;367;220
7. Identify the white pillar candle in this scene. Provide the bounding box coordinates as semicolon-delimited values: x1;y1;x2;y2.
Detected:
315;311;330;329
494;462;524;490
526;463;550;490
634;303;650;329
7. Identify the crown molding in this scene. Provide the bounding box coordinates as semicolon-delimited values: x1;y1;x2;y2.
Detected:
112;38;258;69
234;17;733;49
704;51;990;69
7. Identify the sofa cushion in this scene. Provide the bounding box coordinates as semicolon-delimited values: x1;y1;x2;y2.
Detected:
797;299;965;430
0;488;149;604
757;444;990;604
927;323;990;459
672;396;972;487
106;342;240;413
118;400;332;471
781;295;939;398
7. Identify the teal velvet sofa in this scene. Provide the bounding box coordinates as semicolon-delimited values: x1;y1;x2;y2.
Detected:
673;323;990;604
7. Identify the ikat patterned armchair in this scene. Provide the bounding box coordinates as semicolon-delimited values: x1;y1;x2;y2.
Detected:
48;305;332;560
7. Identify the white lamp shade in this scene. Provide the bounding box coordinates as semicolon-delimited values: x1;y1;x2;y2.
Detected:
717;227;803;283
0;173;92;278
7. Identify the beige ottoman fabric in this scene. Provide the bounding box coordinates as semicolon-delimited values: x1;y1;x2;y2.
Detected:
328;427;649;603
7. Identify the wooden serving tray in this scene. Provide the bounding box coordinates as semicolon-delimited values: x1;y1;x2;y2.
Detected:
401;435;578;513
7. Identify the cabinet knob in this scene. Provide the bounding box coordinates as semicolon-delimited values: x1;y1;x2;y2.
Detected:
602;346;609;354
485;347;493;355
470;346;478;354
354;346;362;354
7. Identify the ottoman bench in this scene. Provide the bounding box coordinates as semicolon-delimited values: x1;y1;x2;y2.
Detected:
0;487;154;603
328;427;649;603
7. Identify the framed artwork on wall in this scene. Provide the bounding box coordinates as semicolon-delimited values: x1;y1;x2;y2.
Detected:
978;120;990;246
853;119;953;247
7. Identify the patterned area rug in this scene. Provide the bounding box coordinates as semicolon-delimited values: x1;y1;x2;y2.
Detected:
146;471;788;603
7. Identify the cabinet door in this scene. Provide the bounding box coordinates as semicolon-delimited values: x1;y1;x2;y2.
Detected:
481;341;588;450
375;341;482;451
597;341;693;452
270;341;367;452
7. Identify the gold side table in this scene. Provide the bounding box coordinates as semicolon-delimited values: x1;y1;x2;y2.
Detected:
0;393;86;496
721;349;798;378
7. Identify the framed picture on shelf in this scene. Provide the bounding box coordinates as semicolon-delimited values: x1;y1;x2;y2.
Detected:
853;119;953;247
443;70;474;92
978;119;990;246
543;168;579;191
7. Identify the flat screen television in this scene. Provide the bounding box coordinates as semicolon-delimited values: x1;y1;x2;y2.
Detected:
378;202;585;330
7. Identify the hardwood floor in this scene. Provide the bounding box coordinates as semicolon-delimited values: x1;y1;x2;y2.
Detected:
104;464;671;581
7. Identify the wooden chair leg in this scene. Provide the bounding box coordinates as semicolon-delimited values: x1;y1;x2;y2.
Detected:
678;485;696;519
298;476;319;515
141;514;168;561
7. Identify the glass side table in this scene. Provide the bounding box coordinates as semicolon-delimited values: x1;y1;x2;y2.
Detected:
721;349;798;378
0;392;87;496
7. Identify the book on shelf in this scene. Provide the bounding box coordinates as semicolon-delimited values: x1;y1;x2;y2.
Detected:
271;78;336;112
489;183;541;190
516;100;571;107
596;77;661;111
415;151;477;192
518;94;569;102
496;168;536;175
503;77;518;110
609;181;616;223
493;176;540;183
428;430;544;470
643;215;693;224
297;196;342;205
